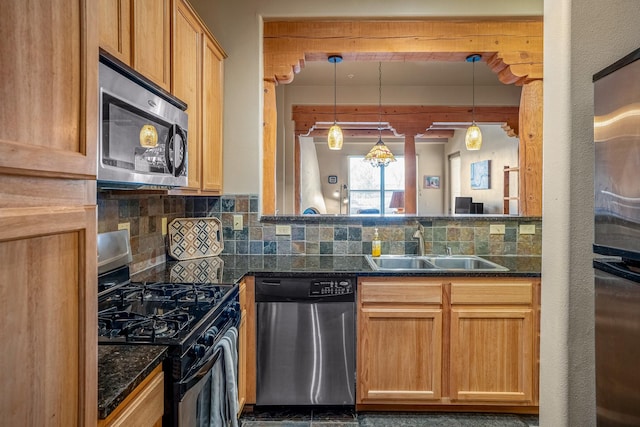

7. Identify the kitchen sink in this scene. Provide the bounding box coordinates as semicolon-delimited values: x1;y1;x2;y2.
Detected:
366;255;437;270
366;255;508;272
424;255;508;271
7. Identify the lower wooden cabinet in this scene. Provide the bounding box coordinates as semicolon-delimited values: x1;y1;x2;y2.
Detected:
449;279;536;404
358;278;443;403
98;365;164;427
357;276;540;410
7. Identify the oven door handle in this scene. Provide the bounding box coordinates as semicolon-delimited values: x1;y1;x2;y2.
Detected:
178;346;223;397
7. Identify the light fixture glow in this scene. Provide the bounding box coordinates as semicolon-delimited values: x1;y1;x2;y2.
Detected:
328;55;343;150
465;54;483;151
364;62;396;167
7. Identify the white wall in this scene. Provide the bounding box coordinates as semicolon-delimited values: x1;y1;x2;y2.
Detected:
299;137;327;214
542;1;640;426
417;143;445;215
445;125;519;214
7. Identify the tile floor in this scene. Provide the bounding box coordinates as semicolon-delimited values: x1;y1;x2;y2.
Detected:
240;408;539;427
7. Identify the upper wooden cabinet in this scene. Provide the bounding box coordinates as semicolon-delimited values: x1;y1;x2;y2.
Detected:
172;0;203;190
1;0;97;179
99;0;171;91
99;0;131;64
171;0;226;195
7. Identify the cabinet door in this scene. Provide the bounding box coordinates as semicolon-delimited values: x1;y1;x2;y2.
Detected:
201;34;225;193
450;307;534;403
99;0;131;64
358;306;442;403
132;0;171;90
0;178;97;427
0;0;97;179
172;0;202;190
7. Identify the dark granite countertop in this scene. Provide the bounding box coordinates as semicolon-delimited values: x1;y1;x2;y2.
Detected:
133;254;541;284
98;345;168;419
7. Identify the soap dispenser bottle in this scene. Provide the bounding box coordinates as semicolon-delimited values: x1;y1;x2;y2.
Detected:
372;227;381;257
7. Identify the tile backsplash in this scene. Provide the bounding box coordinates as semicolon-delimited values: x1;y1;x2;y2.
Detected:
98;192;542;273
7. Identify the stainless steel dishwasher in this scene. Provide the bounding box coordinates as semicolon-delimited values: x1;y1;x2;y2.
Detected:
255;276;356;406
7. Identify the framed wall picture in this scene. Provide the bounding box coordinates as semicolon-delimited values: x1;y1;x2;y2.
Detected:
471;160;490;189
423;175;440;189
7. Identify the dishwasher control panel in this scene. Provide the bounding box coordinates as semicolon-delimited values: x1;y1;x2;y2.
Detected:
309;279;353;296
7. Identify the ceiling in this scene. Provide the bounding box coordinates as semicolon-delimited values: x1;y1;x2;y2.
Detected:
288;59;505;87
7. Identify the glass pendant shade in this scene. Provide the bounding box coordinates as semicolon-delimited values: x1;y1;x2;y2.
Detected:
465;124;482;150
328;123;343;150
364;137;396;167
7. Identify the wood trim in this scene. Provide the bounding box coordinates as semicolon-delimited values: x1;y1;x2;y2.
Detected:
263;20;543;85
404;134;417;214
355;403;539;413
262;82;277;215
519;80;543;216
243;276;257;405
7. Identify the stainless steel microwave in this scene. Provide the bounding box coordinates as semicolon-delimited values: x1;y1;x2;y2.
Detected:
98;54;188;188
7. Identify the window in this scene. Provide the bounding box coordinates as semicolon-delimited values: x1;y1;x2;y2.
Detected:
348;156;404;214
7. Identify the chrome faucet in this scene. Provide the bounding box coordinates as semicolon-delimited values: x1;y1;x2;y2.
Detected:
412;229;425;256
446;246;452;256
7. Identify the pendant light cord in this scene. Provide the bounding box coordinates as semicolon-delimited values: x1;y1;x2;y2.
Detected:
378;61;382;138
472;58;476;123
334;59;338;125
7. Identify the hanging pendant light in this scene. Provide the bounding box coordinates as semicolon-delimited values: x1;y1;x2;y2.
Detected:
327;55;343;150
465;54;483;151
364;62;396;167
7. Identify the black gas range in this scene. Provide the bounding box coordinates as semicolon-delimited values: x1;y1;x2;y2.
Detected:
97;231;239;426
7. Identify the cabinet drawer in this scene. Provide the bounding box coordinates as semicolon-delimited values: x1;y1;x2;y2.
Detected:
99;366;164;427
451;280;533;305
360;279;442;304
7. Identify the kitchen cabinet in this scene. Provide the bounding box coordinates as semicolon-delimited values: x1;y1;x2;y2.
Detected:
449;279;538;404
99;0;171;91
357;276;540;410
358;278;444;404
98;365;164;427
171;0;226;195
0;1;98;426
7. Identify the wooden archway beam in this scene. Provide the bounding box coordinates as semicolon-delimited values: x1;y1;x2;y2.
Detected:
292;105;520;138
264;20;543;85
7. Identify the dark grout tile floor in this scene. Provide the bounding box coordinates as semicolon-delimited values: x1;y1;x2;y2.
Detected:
240;408;539;427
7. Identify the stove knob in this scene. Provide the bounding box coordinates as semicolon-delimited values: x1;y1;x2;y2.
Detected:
190;344;206;358
200;331;215;346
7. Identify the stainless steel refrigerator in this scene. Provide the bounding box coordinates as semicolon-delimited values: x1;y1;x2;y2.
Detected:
593;47;640;427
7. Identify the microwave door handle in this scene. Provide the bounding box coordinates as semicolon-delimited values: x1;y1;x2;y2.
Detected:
165;124;187;177
173;125;187;177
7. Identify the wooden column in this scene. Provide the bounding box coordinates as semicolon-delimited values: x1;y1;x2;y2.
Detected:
518;80;543;216
396;131;419;215
262;80;277;215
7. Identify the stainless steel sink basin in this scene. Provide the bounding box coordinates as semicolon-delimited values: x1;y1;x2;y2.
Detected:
365;255;508;272
424;255;509;271
366;255;437;270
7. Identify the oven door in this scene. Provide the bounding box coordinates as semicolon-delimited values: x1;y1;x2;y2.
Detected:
177;347;225;427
